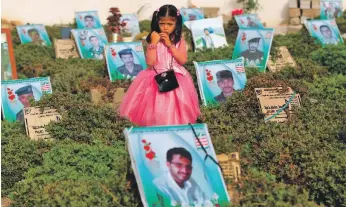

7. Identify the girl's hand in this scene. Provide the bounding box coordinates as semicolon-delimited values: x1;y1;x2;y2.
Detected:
159;33;173;48
151;32;160;44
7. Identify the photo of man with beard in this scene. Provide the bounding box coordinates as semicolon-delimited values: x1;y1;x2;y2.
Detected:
214;70;234;103
241;37;264;67
153;147;207;206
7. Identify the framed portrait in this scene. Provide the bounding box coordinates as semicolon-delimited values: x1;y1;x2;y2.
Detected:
105;42;146;81
1;77;52;122
1;28;17;81
305;19;344;45
124;124;230;207
232;28;274;72
180;8;204;24
71;28;108;59
320;0;343;19
75;11;102;29
16;24;52;46
234;14;264;29
187;16;228;51
120;14;141;40
194;57;247;105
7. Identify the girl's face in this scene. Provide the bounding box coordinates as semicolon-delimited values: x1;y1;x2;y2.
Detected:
158;17;176;35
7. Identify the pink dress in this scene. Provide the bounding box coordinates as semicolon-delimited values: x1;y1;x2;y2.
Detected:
119;39;200;126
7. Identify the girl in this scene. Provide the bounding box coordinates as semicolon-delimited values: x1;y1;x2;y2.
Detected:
119;4;200;126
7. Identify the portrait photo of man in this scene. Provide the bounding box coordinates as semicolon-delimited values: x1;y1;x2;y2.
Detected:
88;35;104;59
214;70;234;103
84;15;95;29
117;48;143;76
153;147;207;206
28;28;46;46
202;28;215;49
15;85;34;122
320;25;338;44
241;37;264;66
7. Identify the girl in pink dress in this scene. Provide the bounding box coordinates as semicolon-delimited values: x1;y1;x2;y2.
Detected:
119;4;200;126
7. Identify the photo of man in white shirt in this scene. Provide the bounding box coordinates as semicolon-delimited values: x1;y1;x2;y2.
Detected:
153;147;208;206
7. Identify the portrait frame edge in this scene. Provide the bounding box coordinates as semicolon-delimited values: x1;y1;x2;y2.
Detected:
1;27;18;80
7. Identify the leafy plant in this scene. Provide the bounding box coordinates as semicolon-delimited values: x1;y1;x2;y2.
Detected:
311;44;346;75
237;0;261;13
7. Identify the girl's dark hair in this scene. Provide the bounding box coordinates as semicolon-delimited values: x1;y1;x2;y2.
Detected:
146;4;182;45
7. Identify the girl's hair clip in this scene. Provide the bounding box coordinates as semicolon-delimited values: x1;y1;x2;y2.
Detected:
177;9;180;16
156;8;160;12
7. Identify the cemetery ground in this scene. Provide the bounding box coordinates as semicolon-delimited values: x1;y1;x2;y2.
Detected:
2;12;346;206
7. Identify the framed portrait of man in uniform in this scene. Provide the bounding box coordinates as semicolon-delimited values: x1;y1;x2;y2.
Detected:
234;14;264;29
232;28;274;72
71;28;108;60
320;0;343;20
194;57;247;105
1;28;17;81
105;42;146;81
16;24;52;46
305;19;343;45
124;124;230;207
1;77;52;122
75;11;102;29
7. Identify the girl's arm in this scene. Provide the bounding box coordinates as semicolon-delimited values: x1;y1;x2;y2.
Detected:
146;32;161;67
169;38;188;65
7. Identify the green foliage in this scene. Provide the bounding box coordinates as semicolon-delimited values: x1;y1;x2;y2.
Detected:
139;20;151;33
237;0;261;13
311;44;346;75
232;169;318;206
33;92;132;144
336;10;346;33
12;142;139;206
273;28;321;58
1;121;51;196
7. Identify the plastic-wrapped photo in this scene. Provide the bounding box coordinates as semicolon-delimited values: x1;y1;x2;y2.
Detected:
120;14;141;40
194;57;247;105
16;24;51;46
75;11;102;29
1;28;17;80
180;8;204;23
234;14;264;29
1;77;52;122
105;42;146;81
71;28;108;59
320;0;343;19
305;19;344;45
189;16;228;51
232;28;274;72
125;124;230;207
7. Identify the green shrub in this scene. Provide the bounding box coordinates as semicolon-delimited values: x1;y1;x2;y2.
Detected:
1;121;51;196
232;168;318;207
139;20;151;33
33;92;132;144
311;44;346;75
12;142;139;206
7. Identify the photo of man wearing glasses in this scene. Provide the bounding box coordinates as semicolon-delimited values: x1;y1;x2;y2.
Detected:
153;147;207;206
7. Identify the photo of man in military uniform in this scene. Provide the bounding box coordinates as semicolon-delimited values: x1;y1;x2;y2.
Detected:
247;17;259;28
15;85;34;122
214;70;234;103
117;48;143;77
241;37;264;67
88;35;104;60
